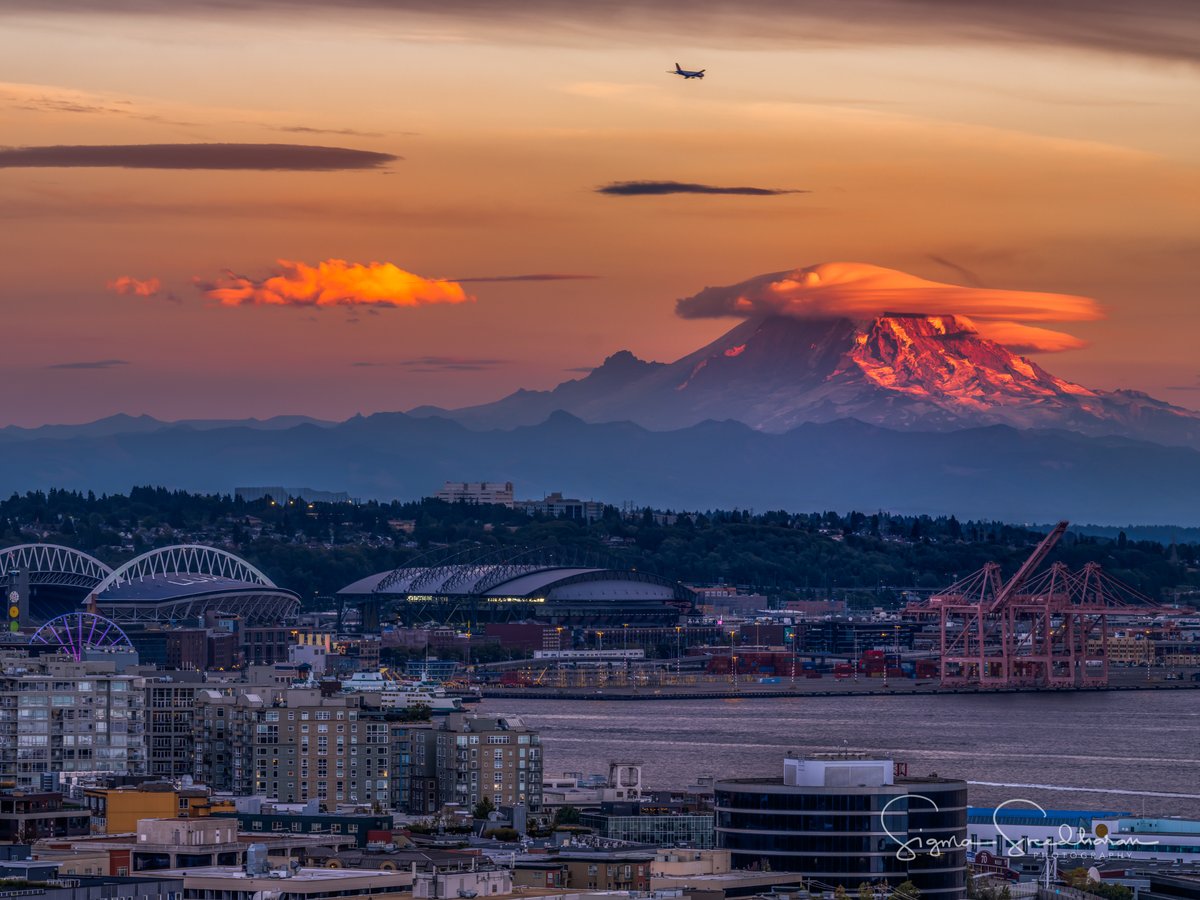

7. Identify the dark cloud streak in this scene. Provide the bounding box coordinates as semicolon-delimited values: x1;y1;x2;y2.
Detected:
452;273;600;282
927;255;986;287
354;356;510;371
598;180;806;196
0;143;399;171
47;359;131;370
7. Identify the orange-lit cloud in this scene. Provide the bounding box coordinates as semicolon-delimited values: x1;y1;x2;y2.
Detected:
971;321;1088;354
107;275;162;297
676;262;1102;352
195;259;473;309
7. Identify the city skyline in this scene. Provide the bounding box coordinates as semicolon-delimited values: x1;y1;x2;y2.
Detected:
1;2;1198;426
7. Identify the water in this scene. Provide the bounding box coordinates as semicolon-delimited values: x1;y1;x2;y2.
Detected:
484;692;1200;817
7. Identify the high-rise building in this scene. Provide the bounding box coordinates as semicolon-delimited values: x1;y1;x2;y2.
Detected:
145;680;198;779
714;754;967;900
0;658;147;790
433;714;542;813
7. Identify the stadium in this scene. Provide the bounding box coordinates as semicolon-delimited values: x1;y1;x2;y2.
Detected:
339;553;697;628
1;543;300;627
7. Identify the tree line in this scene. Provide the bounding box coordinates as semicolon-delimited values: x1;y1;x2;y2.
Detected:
1;487;1197;605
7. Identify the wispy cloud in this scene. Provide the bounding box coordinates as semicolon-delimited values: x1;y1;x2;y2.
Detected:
597;180;807;197
273;125;388;138
1;83;198;126
1165;377;1200;392
47;359;131;370
354;356;509;371
0;143;399;171
195;259;472;309
452;273;599;283
8;1;1191;63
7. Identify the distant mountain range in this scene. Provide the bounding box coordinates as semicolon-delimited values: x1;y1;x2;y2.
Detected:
5;288;1199;524
411;313;1200;448
2;410;1200;524
0;413;335;443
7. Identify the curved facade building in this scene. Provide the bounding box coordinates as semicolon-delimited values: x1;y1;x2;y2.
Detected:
715;755;967;900
340;561;696;627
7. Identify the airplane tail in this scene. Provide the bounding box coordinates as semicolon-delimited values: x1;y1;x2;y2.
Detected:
675;63;683;72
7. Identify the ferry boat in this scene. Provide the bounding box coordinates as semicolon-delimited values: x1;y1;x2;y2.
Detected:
341;671;463;714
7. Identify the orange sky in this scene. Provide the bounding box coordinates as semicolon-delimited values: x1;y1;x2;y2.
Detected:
1;3;1197;426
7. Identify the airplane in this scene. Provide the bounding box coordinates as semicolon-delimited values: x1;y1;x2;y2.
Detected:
669;63;706;80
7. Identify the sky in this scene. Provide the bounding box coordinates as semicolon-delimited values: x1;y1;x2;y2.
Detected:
1;1;1198;427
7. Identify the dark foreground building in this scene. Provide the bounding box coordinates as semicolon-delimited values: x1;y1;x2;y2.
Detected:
715;754;967;900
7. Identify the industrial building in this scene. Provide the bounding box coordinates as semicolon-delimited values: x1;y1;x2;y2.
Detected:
714;754;968;900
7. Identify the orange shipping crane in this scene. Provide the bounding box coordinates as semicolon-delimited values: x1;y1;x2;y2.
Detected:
936;521;1176;689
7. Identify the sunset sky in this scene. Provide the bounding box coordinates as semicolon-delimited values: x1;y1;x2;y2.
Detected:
2;1;1197;427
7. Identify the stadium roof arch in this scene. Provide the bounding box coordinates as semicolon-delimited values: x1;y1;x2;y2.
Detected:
0;543;115;623
0;543;113;588
89;544;300;625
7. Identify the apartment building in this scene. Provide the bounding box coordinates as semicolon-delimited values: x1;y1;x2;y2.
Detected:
145;681;197;779
433;714;542;813
0;658;147;790
194;688;393;806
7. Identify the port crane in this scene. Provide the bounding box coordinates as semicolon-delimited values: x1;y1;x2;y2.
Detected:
930;521;1176;688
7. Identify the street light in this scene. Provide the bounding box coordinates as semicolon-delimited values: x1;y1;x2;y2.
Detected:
675;626;682;680
882;631;889;688
729;629;737;686
464;629;472;685
853;628;859;683
789;626;796;685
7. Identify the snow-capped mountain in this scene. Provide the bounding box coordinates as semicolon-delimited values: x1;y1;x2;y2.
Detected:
414;312;1200;447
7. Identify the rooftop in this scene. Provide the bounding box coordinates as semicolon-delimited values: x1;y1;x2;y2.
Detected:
164;866;411;882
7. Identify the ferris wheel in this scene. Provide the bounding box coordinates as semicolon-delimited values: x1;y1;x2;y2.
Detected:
29;612;134;661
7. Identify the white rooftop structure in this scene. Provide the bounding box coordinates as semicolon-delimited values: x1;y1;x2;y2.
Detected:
783;754;895;788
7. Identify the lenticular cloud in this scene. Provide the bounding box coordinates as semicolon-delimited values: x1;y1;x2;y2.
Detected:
195;259;472;308
675;262;1102;353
